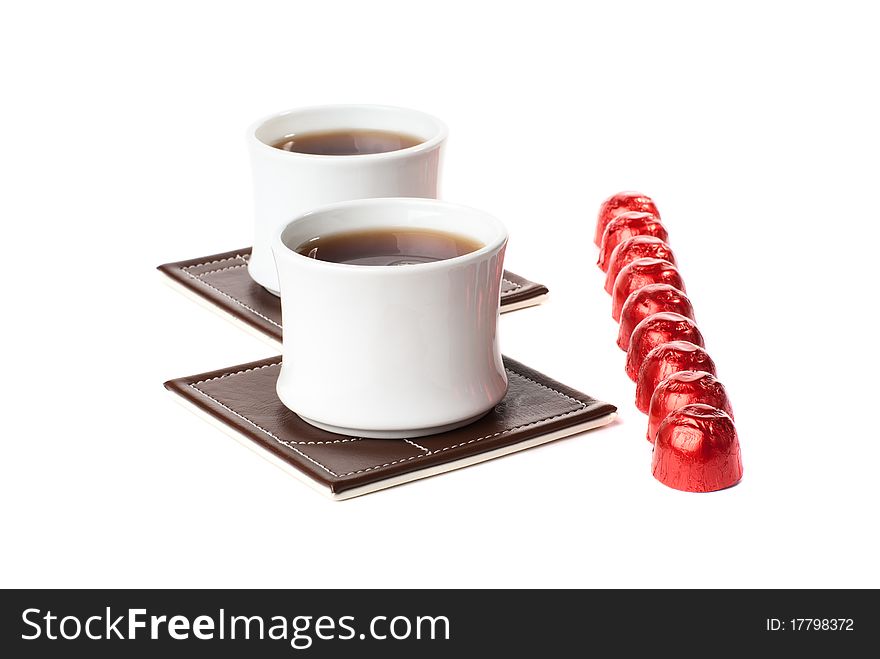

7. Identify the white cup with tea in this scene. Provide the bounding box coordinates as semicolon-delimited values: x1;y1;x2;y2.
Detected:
271;197;509;438
247;104;447;294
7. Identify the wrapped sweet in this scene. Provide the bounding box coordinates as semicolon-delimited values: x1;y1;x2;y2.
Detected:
611;258;684;321
625;312;704;380
604;236;676;294
652;404;742;492
617;284;694;351
594;191;660;246
635;340;715;413
597;212;668;272
646;371;732;443
592;190;743;491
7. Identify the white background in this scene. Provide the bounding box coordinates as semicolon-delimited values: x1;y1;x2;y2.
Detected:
2;1;878;589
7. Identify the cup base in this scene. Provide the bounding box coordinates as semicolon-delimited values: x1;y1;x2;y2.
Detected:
297;410;492;439
246;258;280;296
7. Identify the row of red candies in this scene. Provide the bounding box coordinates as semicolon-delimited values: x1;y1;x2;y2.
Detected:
595;192;743;493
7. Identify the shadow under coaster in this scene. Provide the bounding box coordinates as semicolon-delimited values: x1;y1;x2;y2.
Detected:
165;356;617;500
158;247;550;346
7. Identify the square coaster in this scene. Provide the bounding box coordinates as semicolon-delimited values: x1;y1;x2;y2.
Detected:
158;248;549;345
165;356;616;500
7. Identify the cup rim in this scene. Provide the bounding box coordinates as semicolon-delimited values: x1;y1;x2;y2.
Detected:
273;197;508;274
247;104;448;162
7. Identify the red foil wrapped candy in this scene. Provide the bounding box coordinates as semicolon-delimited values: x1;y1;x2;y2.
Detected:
594;191;660;246
647;371;733;443
626;312;704;380
597;212;668;272
604;236;676;294
617;284;695;351
611;258;684;321
635;340;716;413
652;404;743;492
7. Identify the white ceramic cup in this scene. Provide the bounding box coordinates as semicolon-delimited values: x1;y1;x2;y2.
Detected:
271;198;509;438
247;104;447;294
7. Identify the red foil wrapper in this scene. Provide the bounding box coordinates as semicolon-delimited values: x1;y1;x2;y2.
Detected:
611;258;684;321
617;284;694;351
635;340;716;413
626;312;704;380
604;236;676;294
594;191;660;246
647;371;733;443
597;212;668;272
652;404;743;492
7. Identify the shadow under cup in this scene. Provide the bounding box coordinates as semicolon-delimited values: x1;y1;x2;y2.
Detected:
248;105;447;294
272;198;509;439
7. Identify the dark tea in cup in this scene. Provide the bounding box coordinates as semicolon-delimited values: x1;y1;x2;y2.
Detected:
294;227;483;266
272;129;422;156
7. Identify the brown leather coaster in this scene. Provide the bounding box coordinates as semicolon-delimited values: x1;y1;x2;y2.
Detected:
158;248;549;344
165;356;616;500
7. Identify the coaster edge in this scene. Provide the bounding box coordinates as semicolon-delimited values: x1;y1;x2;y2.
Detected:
166;386;616;501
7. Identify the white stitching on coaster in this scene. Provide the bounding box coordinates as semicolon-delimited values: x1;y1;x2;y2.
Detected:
191;361;280;386
181;267;283;329
506;370;586;408
188;385;340;477
182;254;248;271
179;253;281;330
189;384;361;478
197;262;249;277
187;362;590;481
404;439;430;453
189;364;365;458
339;369;588;475
502;278;523;293
342;403;585;476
